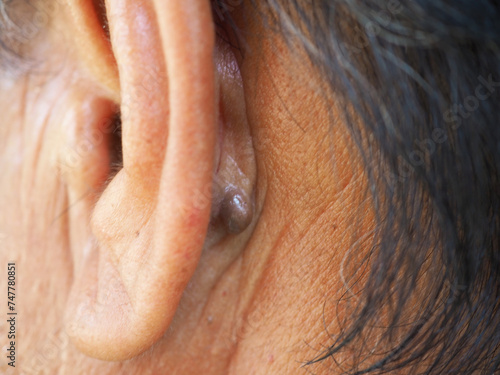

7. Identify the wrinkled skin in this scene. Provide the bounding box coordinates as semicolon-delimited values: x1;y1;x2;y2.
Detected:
0;0;374;374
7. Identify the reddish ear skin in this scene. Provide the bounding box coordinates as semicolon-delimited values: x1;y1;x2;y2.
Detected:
64;0;217;360
67;0;120;100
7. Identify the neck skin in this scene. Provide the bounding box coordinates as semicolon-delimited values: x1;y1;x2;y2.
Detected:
0;1;374;374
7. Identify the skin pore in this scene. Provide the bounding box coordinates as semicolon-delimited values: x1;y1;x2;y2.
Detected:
0;0;375;374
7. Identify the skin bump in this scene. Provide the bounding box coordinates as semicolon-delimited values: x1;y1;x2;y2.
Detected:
220;186;253;234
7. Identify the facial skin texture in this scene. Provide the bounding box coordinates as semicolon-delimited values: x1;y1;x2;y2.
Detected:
0;0;374;374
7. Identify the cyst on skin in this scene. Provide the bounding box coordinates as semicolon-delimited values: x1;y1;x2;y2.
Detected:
220;187;253;234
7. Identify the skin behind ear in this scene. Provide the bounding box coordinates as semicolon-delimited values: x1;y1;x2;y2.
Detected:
64;0;217;360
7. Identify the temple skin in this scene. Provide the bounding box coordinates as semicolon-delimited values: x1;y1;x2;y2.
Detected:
0;0;375;374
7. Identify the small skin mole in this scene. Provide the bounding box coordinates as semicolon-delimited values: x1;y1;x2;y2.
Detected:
220;187;253;234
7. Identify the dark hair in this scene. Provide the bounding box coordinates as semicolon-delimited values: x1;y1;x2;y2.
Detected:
221;0;500;373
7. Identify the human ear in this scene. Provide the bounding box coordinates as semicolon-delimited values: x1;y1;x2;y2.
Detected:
63;0;255;361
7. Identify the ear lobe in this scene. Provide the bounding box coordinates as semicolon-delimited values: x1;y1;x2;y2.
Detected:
65;0;216;361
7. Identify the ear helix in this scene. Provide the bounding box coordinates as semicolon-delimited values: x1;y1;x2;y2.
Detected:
63;0;257;361
64;0;217;361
